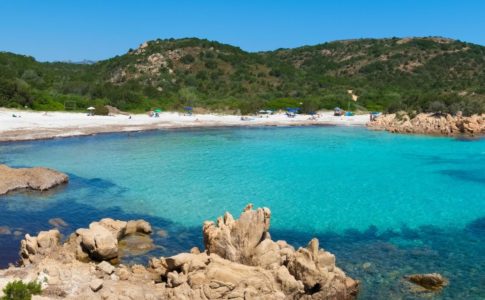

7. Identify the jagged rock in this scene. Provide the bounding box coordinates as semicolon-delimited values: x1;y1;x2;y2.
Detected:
97;261;115;275
203;203;272;265
76;223;118;260
368;112;485;136
98;218;128;239
75;218;152;261
4;206;358;299
116;265;131;280
286;238;359;298
172;204;358;299
405;273;448;291
90;278;104;292
126;219;152;235
0;165;68;195
20;229;61;265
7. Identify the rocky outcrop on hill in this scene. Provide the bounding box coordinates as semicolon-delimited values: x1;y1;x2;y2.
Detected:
367;112;485;136
0;165;68;195
0;205;358;299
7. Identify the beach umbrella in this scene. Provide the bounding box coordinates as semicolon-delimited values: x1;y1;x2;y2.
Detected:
87;107;95;110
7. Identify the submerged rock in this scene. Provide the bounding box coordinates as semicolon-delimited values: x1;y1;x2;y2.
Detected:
0;226;11;235
48;218;68;228
0;165;68;195
119;233;155;257
405;273;448;291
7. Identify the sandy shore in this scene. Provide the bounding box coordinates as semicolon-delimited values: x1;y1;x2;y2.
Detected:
0;109;369;142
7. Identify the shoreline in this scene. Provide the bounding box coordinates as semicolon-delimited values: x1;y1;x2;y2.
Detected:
0;109;368;142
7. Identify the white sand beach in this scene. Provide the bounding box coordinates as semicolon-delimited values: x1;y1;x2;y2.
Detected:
0;108;369;142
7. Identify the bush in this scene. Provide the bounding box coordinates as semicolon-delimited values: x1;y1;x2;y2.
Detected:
427;101;447;113
94;105;109;115
180;54;195;64
1;280;42;300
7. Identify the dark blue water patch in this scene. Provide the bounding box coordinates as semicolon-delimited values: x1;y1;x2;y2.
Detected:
0;197;202;268
402;153;485;166
465;217;485;236
438;169;485;184
0;172;201;268
0;173;128;206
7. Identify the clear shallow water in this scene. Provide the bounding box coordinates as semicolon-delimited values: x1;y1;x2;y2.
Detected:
0;127;484;299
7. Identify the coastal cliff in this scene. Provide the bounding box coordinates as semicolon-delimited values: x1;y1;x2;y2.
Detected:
367;112;485;136
0;205;359;299
0;165;69;195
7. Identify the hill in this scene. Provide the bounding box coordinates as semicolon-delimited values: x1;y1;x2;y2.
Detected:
1;37;484;114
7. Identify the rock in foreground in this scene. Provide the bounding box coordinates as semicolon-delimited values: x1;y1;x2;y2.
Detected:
367;112;484;136
0;205;359;299
0;164;68;195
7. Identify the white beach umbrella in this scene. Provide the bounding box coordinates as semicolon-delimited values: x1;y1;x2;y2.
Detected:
87;107;95;110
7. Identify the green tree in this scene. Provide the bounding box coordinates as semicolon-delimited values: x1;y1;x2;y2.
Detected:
1;280;42;300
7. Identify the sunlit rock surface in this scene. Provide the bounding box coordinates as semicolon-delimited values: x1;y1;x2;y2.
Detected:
1;205;358;299
0;165;68;195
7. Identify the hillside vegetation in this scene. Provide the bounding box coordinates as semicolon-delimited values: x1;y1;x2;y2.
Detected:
1;37;484;115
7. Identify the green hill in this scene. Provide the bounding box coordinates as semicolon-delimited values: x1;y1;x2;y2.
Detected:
1;37;484;115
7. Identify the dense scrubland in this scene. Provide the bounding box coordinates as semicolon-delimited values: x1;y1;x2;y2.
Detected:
1;37;484;115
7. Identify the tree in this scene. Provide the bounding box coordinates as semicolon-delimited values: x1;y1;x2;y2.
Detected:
1;280;42;300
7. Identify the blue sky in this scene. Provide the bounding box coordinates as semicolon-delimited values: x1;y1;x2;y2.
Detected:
1;0;483;61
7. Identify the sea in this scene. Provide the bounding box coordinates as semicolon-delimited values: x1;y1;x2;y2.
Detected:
0;126;484;299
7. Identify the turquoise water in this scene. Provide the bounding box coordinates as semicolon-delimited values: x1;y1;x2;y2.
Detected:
1;127;484;299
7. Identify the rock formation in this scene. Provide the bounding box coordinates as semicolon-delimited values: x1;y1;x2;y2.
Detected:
105;105;129;116
404;273;448;291
75;218;152;261
0;165;69;195
367;112;485;136
0;206;359;299
20;229;61;266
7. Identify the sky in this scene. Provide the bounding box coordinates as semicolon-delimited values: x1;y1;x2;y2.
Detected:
0;0;484;62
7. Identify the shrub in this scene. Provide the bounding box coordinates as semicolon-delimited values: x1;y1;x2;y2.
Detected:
180;54;195;64
204;60;217;69
1;280;42;300
427;101;447;113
